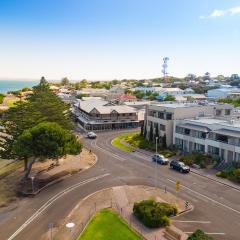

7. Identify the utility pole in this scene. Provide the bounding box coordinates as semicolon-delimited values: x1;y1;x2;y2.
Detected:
155;136;158;188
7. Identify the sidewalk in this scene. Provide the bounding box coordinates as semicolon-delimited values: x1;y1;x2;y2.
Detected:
51;185;191;240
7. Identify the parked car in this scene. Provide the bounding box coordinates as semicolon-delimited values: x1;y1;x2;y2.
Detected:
170;160;190;173
87;132;97;139
152;154;169;165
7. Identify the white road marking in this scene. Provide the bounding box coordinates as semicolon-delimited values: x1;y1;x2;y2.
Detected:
185;232;225;235
167;178;240;215
92;140;125;161
173;220;211;224
7;173;110;240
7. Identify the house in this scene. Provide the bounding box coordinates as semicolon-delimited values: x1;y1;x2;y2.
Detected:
207;85;240;99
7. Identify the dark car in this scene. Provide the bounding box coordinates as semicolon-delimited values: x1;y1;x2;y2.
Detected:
152;154;169;165
170;160;190;173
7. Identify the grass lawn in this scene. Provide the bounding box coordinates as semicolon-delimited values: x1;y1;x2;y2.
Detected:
112;132;175;158
111;133;135;152
78;209;143;240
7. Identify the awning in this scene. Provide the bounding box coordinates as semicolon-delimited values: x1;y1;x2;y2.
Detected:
213;128;240;138
177;123;210;132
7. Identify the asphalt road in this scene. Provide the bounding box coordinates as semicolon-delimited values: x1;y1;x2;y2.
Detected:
1;130;240;240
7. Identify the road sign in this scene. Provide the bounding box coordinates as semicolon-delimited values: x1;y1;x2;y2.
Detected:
176;180;180;191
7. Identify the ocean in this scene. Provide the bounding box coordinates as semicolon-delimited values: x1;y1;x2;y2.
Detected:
0;80;39;94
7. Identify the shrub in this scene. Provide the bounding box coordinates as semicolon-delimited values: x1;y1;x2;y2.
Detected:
187;229;214;240
216;171;227;178
133;199;177;228
180;156;194;166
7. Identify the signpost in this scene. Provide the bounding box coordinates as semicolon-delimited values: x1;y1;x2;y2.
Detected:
176;180;180;192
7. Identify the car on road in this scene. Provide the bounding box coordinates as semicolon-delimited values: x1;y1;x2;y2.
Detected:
152;154;169;165
87;132;97;139
170;160;190;173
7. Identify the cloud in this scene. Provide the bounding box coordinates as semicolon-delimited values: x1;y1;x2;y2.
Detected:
200;6;240;19
210;9;225;17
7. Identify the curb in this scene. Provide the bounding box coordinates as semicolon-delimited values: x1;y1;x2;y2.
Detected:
190;169;240;192
20;150;98;197
112;135;240;192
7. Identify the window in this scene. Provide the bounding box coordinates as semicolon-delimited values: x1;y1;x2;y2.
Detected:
148;121;152;126
216;109;222;116
225;109;231;115
184;128;190;135
158;112;165;119
166;113;172;120
160;124;165;131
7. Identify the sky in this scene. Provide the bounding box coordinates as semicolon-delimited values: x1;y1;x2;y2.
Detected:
0;0;240;81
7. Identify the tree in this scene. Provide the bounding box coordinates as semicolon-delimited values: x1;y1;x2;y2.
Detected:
13;122;82;181
164;95;176;101
29;79;73;129
61;77;70;86
0;101;45;168
0;78;73;166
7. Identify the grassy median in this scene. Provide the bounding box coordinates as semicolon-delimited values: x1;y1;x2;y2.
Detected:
78;209;143;240
111;133;135;152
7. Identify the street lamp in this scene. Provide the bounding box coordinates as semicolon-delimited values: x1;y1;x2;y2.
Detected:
66;222;75;240
155;136;158;188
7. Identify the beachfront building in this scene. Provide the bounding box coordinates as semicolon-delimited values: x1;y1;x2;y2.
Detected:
144;102;234;147
72;98;139;131
174;118;240;163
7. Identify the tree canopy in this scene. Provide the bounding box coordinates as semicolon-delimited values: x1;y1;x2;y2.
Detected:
0;78;73;160
13;122;82;180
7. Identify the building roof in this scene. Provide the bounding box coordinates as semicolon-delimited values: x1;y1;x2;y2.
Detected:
77;99;137;114
117;94;137;101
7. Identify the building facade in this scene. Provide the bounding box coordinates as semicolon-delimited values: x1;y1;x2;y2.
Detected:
144;102;234;147
72;98;139;131
174;118;240;163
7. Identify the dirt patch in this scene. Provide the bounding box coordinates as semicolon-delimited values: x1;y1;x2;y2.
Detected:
0;148;97;206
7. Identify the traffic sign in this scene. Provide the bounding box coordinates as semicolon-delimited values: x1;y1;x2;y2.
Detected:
176;180;180;191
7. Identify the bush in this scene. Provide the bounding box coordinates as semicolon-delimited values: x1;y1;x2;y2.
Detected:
216;171;227;178
187;229;214;240
180;153;214;168
133;199;177;228
216;168;240;183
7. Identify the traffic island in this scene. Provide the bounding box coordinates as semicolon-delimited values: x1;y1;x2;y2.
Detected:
50;185;192;240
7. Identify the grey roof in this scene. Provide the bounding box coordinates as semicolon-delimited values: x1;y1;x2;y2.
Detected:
177;123;210;132
77;99;137;114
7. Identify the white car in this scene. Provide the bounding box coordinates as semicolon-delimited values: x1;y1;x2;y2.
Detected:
87;132;97;139
152;154;169;165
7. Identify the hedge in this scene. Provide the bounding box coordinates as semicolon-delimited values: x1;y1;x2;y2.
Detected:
133;199;177;228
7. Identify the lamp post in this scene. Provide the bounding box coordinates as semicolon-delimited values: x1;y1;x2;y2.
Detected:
155;136;158;188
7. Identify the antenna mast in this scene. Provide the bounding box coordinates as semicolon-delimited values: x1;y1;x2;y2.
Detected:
162;57;169;82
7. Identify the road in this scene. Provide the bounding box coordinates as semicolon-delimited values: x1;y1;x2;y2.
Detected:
0;130;240;240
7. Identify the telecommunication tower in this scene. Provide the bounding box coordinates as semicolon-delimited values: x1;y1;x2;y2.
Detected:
162;57;169;81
